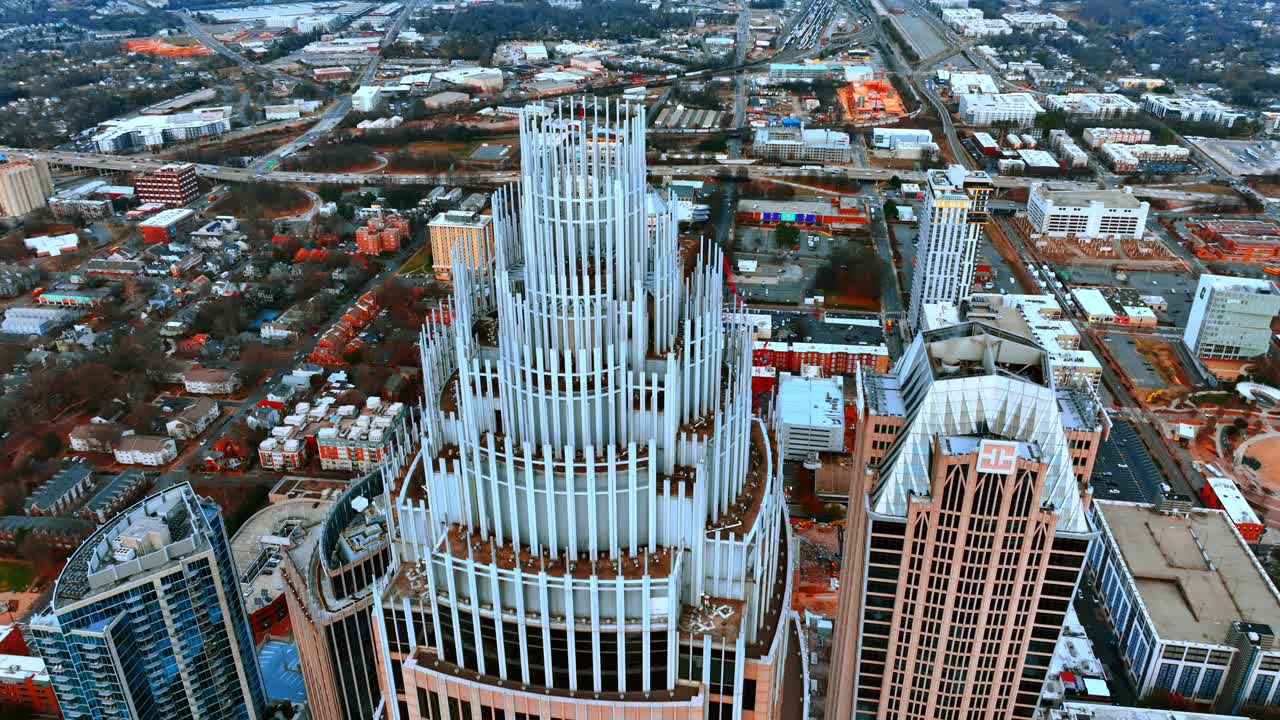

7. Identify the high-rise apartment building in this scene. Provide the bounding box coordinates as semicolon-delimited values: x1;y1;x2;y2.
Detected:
427;210;493;281
134;162;200;207
908;165;993;330
0;156;53;218
1183;274;1280;364
28;483;267;720
285;100;799;720
827;322;1107;720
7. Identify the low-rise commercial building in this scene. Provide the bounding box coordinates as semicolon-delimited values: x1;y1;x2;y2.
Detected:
1027;183;1150;240
91;107;233;152
751;123;851;163
871;127;933;149
1071;287;1159;327
352;85;384;113
1;306;82;335
958;92;1045;126
23;233;79;257
735;195;870;230
936;69;1000;94
140;208;198;244
1200;474;1265;543
1087;500;1280;712
775;373;846;461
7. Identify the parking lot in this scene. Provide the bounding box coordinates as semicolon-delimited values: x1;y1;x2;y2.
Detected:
1101;334;1167;388
1065;267;1198;327
1090;420;1164;503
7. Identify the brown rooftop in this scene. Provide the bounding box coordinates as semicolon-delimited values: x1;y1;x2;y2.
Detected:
1098;501;1280;646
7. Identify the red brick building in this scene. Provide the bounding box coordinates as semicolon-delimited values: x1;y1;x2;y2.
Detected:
1201;474;1265;543
0;626;61;717
134;163;200;207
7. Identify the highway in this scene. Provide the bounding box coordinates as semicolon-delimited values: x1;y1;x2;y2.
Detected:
245;0;420;173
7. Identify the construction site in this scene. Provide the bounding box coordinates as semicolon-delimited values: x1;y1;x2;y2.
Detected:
1014;216;1188;271
837;77;907;125
122;38;214;57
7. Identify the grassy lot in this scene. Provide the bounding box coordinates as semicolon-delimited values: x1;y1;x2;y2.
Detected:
399;244;433;276
0;560;34;592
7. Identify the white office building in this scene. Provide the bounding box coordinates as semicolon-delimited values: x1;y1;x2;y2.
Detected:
1142;95;1247;127
775;373;845;461
871;127;933;149
908;165;993;330
352;85;385;113
91;107;233;153
958;93;1045;127
1045;93;1140;120
1183;274;1280;361
752;123;851;163
1026;183;1150;240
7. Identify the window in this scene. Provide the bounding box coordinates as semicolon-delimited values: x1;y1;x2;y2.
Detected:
1176;667;1201;698
1199;668;1223;700
1249;675;1275;707
1155;663;1177;691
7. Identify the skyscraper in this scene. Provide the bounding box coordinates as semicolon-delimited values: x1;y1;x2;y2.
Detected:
827;322;1107;720
28;483;267;720
334;99;798;720
907;165;992;331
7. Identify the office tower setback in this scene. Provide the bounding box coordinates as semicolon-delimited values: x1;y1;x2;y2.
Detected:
352;99;798;720
908;165;993;331
827;322;1106;720
28;483;267;720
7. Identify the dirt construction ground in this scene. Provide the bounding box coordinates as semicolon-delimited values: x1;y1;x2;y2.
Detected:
1248;436;1280;478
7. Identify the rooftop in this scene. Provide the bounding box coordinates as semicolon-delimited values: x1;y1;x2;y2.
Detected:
1096;501;1280;646
1033;183;1145;209
777;374;845;428
24;462;92;513
52;483;209;608
230;498;332;616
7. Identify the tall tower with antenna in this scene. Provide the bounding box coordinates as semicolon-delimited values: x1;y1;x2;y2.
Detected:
360;98;801;720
